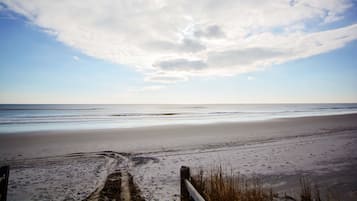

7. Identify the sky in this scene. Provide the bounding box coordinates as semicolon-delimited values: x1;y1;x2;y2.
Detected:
0;0;357;104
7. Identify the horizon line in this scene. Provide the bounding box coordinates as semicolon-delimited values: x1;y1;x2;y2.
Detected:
0;102;357;105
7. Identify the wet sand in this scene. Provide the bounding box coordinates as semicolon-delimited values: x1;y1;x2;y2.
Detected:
1;113;356;159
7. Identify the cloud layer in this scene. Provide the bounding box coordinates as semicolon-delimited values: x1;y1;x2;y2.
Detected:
1;0;357;83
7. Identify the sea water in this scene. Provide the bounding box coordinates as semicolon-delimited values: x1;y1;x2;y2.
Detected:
1;104;357;133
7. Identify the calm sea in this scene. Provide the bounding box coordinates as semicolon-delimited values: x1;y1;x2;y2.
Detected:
0;104;357;133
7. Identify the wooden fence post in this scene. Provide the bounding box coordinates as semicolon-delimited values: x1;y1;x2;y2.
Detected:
0;166;10;201
180;166;190;201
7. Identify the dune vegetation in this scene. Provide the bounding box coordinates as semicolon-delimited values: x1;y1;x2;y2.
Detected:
190;166;337;201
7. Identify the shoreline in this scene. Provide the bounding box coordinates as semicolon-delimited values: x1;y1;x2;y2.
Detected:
1;113;357;159
1;112;357;135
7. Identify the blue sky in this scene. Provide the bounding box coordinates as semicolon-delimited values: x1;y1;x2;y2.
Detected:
0;1;357;104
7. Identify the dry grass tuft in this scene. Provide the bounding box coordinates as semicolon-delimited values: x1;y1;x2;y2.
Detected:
190;167;333;201
191;166;274;201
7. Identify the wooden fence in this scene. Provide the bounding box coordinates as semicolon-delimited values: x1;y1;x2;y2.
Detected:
0;166;9;201
180;166;205;201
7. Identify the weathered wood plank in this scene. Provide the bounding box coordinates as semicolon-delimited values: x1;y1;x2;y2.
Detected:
185;179;205;201
180;166;190;201
0;166;10;201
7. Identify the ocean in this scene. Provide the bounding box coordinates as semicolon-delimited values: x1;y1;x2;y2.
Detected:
0;103;357;133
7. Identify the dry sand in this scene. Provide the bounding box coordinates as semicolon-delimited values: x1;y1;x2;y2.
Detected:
0;114;357;200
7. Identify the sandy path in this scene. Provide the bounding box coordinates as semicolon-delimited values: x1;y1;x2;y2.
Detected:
2;150;145;201
1;151;127;201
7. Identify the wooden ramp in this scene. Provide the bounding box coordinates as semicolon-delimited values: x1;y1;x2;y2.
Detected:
85;170;143;201
120;171;131;201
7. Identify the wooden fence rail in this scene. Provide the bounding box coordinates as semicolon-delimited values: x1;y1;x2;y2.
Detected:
180;166;205;201
0;166;10;201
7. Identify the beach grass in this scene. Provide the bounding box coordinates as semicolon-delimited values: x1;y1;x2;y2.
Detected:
190;166;335;201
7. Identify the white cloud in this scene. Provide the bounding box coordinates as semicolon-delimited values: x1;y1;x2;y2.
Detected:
142;85;166;91
247;76;255;81
154;58;207;72
72;56;79;61
128;85;166;92
1;0;357;83
145;73;189;84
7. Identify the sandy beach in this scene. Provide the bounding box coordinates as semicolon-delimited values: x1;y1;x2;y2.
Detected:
2;1;357;200
1;113;357;200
